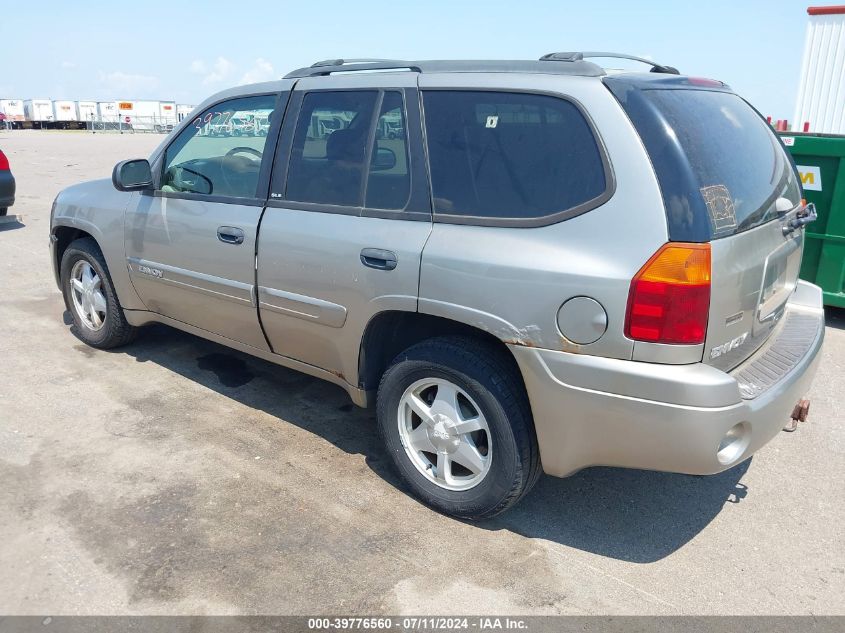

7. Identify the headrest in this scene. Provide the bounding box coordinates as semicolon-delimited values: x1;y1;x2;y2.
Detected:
326;128;366;163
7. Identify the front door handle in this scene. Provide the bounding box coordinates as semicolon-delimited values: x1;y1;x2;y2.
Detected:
217;226;245;245
360;248;397;271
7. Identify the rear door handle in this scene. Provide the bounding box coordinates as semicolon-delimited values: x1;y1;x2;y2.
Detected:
217;226;245;245
360;248;397;271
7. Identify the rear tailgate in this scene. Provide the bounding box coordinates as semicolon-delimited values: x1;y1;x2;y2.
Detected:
708;217;802;370
606;76;804;369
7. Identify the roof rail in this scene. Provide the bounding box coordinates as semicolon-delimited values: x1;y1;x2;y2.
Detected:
310;58;407;68
540;52;680;75
285;59;422;79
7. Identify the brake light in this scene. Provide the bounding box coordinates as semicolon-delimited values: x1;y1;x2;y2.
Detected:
0;150;9;171
687;77;724;88
625;243;711;345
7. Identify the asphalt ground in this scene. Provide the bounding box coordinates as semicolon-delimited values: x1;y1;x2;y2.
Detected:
0;130;842;615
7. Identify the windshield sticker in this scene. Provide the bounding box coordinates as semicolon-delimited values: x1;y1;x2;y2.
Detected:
700;184;737;234
485;115;499;129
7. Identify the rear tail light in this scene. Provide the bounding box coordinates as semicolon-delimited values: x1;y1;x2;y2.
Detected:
625;243;711;345
0;150;9;171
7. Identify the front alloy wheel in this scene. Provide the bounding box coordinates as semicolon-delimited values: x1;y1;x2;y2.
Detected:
60;237;138;349
69;260;107;331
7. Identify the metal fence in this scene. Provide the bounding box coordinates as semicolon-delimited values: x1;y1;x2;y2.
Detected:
5;115;179;133
81;115;177;134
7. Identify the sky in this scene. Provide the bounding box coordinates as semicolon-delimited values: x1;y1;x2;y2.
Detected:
0;0;816;120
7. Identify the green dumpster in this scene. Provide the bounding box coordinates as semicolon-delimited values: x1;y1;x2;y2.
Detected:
779;132;845;308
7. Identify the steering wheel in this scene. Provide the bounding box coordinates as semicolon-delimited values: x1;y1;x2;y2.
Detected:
221;146;263;194
225;146;263;160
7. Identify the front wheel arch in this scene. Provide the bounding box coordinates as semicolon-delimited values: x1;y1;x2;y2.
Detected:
52;226;95;298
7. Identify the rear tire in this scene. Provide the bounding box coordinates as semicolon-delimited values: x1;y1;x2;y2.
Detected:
60;237;138;349
0;208;6;216
376;336;541;520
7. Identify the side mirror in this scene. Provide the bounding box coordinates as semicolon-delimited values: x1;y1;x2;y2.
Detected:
371;147;396;171
113;159;153;191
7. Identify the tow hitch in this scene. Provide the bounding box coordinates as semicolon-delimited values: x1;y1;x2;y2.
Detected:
784;398;811;432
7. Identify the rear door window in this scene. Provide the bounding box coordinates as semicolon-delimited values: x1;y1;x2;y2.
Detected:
422;90;610;224
606;83;801;240
285;91;377;207
366;91;411;210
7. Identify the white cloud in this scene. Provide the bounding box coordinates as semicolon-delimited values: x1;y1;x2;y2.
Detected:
199;57;235;85
189;57;273;87
61;60;76;69
98;71;159;96
240;58;275;85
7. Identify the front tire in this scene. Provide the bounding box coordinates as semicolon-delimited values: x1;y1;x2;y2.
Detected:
60;237;138;349
377;336;541;520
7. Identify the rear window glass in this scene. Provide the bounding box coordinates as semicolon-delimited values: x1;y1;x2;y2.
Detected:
285;91;377;207
422;91;608;222
609;84;800;240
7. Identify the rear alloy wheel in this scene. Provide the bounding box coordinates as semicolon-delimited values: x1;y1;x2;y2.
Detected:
397;377;493;491
377;336;541;520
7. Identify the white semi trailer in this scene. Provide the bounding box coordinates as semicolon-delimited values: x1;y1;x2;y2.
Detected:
97;101;136;130
159;101;177;128
53;100;79;128
0;99;25;128
132;100;166;132
97;101;119;123
77;101;98;123
7;97;190;131
176;104;196;123
24;99;54;127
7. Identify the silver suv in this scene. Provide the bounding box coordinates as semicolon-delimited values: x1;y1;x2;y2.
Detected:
49;54;825;519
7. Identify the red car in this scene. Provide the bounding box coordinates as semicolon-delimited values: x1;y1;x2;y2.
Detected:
0;148;15;216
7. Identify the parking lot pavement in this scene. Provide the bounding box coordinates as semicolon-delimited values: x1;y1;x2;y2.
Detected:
0;130;843;616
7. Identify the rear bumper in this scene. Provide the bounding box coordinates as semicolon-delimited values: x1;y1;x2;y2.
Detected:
512;280;825;477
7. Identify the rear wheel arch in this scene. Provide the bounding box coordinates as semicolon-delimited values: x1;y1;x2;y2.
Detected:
357;311;528;397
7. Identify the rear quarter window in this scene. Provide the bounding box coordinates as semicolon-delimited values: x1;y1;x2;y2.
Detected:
422;90;611;225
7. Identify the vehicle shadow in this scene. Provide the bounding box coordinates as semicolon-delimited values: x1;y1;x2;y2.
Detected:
478;461;749;562
824;306;845;330
99;322;402;486
0;217;24;231
83;320;751;563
